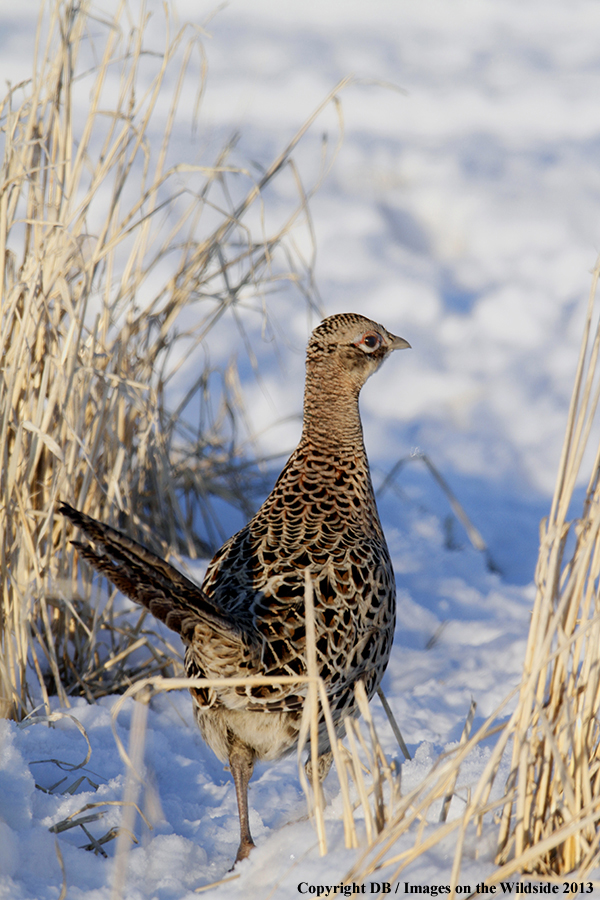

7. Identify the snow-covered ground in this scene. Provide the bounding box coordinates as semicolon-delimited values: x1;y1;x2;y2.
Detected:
2;1;600;896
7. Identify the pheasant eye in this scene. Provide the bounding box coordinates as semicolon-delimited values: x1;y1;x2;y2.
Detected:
356;332;382;352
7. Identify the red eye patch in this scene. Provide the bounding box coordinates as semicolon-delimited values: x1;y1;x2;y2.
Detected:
353;331;383;352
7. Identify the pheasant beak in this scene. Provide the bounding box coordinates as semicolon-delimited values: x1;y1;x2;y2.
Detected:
388;333;411;351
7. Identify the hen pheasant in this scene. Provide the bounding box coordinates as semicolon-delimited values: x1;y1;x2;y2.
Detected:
60;312;410;863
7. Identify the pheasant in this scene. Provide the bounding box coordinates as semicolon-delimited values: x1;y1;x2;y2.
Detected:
60;312;410;863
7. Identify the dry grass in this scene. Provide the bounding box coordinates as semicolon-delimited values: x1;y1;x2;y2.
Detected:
0;0;345;720
495;262;600;877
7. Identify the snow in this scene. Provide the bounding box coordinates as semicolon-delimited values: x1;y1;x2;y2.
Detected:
2;0;600;895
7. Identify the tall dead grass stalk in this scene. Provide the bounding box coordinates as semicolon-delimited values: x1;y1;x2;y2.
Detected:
0;0;345;719
495;261;600;876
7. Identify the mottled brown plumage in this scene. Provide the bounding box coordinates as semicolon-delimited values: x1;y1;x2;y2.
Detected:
61;312;410;863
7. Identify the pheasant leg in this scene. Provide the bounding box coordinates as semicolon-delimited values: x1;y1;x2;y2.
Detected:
230;742;256;863
305;749;333;785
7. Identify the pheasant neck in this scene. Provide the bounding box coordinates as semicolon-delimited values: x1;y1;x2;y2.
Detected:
300;370;366;456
